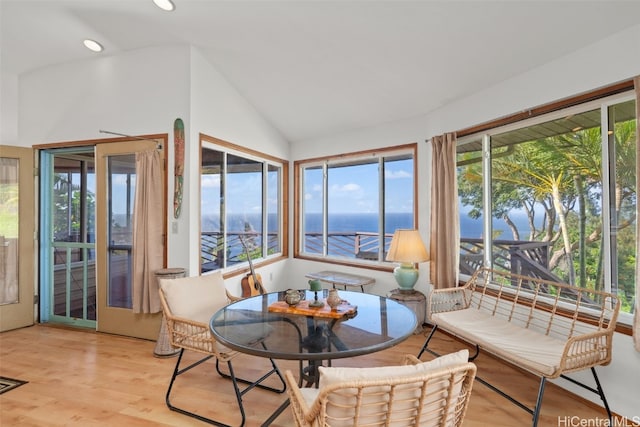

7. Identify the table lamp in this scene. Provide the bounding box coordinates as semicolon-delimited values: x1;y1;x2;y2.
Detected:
308;279;324;307
385;229;429;293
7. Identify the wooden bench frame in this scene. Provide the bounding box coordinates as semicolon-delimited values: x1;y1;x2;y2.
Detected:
418;267;620;427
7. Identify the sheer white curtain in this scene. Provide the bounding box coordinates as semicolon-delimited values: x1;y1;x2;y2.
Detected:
132;150;164;313
634;76;640;352
429;133;459;289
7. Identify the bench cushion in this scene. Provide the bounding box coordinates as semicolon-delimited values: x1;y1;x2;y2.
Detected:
432;309;566;376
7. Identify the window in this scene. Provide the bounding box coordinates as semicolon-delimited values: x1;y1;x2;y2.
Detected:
457;92;637;318
200;135;287;273
296;144;417;266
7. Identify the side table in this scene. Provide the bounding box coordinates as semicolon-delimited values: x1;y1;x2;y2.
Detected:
387;289;426;334
305;270;375;292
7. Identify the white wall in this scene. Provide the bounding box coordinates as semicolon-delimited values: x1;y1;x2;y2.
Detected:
185;47;291;295
290;22;640;420
0;72;19;145
426;23;640;138
18;46;190;146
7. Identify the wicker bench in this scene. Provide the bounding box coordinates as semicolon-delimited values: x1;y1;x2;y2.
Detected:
418;267;620;426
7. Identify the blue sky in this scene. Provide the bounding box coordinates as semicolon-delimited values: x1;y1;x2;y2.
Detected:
106;157;413;216
201;159;413;216
303;158;414;214
201;169;280;216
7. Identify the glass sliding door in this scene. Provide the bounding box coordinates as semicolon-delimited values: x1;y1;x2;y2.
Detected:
0;158;20;306
95;140;164;340
106;154;135;309
40;138;165;339
457;137;486;275
46;150;97;326
607;99;637;313
0;146;35;332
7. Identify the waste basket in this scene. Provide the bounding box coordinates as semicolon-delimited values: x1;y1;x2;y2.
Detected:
154;267;186;357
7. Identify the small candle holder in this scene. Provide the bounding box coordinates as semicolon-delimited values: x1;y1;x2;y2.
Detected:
308;279;324;308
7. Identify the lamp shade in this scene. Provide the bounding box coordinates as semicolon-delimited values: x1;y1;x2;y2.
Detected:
386;229;429;263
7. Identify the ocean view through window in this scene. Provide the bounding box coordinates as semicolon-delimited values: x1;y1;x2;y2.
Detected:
295;144;418;265
200;134;287;273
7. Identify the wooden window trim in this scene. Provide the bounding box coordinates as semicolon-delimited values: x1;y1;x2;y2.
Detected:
456;79;634;138
199;133;289;272
294;143;418;270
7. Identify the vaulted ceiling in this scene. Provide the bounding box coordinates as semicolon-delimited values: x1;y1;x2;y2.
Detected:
2;1;639;143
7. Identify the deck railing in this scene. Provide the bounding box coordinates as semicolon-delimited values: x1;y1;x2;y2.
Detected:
301;231;392;260
201;232;557;282
201;232;280;272
460;237;554;280
52;242;97;322
200;231;392;271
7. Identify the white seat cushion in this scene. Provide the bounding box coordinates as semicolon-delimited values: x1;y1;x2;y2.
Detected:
432;309;566;376
161;272;274;350
318;349;469;386
160;271;228;324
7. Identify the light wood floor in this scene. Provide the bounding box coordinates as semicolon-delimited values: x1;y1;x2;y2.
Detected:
0;324;623;426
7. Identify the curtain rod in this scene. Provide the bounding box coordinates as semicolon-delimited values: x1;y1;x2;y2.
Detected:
99;129;163;149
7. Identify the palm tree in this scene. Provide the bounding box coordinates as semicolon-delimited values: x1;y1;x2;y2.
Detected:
541;128;601;289
493;141;577;284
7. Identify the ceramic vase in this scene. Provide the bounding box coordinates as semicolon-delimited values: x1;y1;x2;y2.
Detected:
326;289;342;310
285;289;301;306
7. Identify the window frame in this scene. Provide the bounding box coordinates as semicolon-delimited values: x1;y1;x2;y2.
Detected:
294;143;418;271
456;89;636;328
199;133;289;275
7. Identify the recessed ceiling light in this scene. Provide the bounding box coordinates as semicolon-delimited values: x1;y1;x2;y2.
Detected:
83;39;104;52
153;0;175;11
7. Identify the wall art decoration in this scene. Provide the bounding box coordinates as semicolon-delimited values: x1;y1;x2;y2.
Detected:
173;118;184;218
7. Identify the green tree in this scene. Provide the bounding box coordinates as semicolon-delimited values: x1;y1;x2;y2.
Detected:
494;141;578;283
52;172;95;242
458;108;636;312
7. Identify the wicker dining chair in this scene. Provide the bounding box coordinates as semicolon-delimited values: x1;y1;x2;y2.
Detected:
158;271;286;427
284;350;476;427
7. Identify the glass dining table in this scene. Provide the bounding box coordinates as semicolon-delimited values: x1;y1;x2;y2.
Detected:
209;288;417;426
